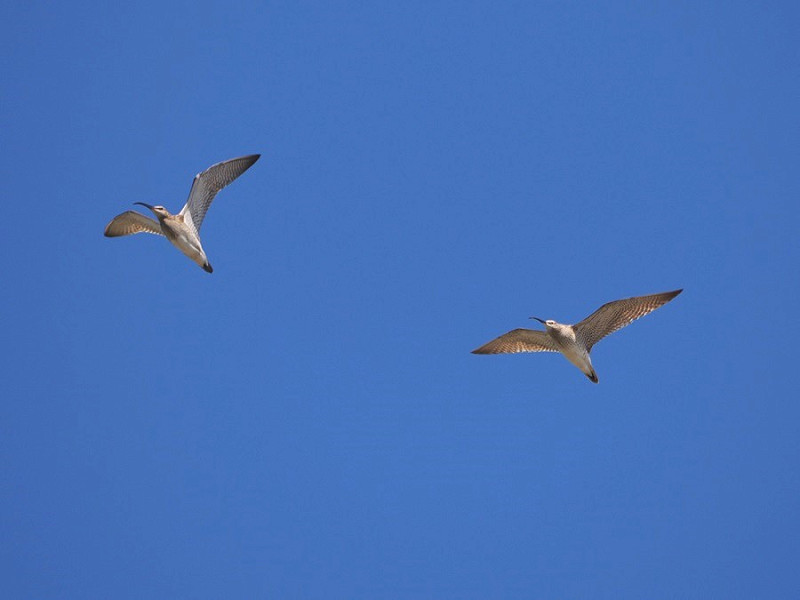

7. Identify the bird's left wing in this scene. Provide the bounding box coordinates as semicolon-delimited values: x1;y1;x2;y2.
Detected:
104;211;163;237
180;154;260;234
472;328;559;354
574;289;682;351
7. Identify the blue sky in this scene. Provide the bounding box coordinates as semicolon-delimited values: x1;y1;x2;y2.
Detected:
2;1;799;597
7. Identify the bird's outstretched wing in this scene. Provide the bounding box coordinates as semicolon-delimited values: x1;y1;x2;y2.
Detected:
472;329;559;354
104;211;163;237
574;289;682;351
180;154;260;234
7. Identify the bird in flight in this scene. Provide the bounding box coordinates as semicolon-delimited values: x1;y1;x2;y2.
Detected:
472;289;682;383
104;154;260;273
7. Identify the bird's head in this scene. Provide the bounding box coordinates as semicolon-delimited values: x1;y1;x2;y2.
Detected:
531;317;557;328
134;202;169;218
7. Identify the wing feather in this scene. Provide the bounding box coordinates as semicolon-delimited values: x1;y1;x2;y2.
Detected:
180;154;260;234
104;211;163;237
472;328;559;354
574;289;682;350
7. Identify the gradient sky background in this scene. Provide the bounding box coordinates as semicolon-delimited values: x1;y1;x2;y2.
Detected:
2;1;799;598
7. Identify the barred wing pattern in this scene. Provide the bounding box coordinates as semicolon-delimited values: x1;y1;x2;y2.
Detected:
472;329;559;354
180;154;260;235
574;289;682;351
104;211;163;237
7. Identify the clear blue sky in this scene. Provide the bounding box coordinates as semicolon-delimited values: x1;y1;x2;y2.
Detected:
2;1;799;597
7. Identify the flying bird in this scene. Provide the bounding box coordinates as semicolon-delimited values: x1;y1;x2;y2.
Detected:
104;154;260;273
472;289;682;383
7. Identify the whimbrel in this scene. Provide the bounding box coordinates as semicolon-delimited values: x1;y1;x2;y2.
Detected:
472;289;682;383
104;154;260;273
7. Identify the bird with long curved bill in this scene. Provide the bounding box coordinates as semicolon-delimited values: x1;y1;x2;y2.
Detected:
472;289;682;383
104;154;260;273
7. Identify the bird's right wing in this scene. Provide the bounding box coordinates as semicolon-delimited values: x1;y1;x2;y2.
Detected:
104;211;163;237
574;289;683;351
471;329;559;354
180;154;260;235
